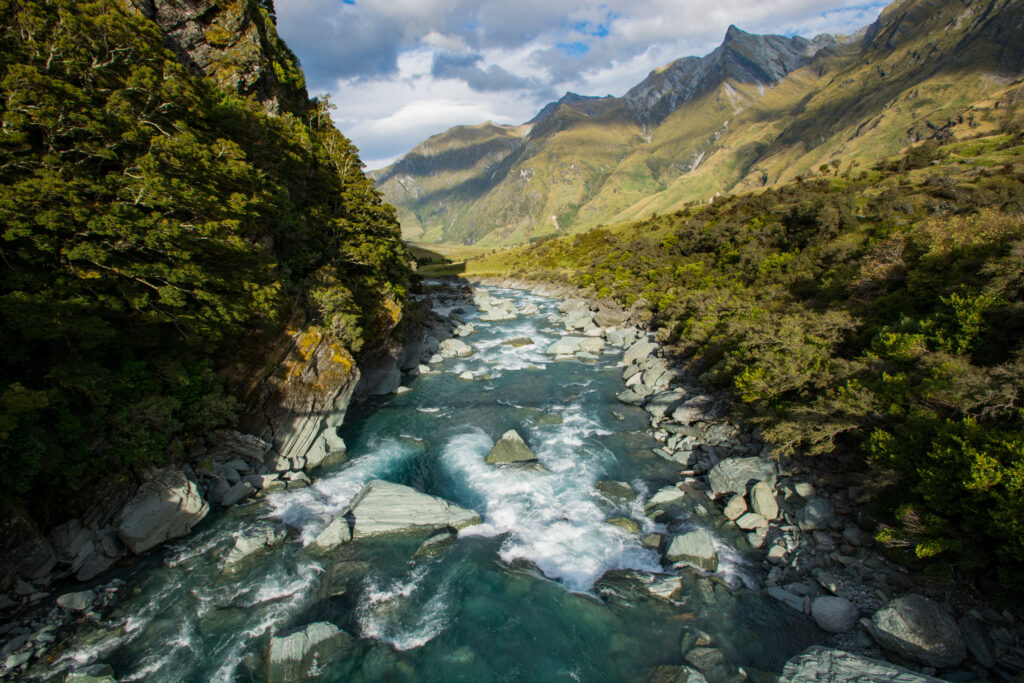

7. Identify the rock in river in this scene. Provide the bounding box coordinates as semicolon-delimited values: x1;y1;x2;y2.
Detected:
267;621;351;683
485;429;540;466
545;336;586;355
115;468;209;554
665;529;718;572
313;480;481;549
868;594;966;668
779;646;943;683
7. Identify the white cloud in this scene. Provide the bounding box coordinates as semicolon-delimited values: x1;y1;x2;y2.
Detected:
274;0;890;165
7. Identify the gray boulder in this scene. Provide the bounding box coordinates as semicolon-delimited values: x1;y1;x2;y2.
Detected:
750;481;779;520
796;498;835;531
707;458;777;495
503;336;534;347
0;501;57;588
413;532;456;559
723;494;747;520
223;525;287;572
615;389;646;406
115;468;209;554
780;646;944;683
267;622;351;683
57;589;95;612
220;481;255;507
869;594;966;668
545;336;586;355
438;338;473;358
645;486;686;510
632;665;707;683
596;480;635;502
623;338;658;365
65;664;117;683
313;480;481;549
485;430;541;466
811;596;859;633
577;337;605;354
666;529;718;571
645;389;686;419
605;327;637;348
564;309;594;330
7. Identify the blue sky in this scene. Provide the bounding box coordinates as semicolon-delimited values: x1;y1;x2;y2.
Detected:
276;0;890;169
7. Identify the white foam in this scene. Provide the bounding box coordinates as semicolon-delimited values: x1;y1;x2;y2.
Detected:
440;429;660;592
357;565;451;651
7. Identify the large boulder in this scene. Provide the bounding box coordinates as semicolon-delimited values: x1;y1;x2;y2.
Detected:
623;338;658;365
577;337;605;354
707;458;777;495
671;395;728;424
645;389;686;419
665;529;718;572
749;481;779;520
780;647;943;683
313;480;481;549
115;468;209;554
796;498;835;531
485;430;540;466
869;594;966;668
564;309;594;330
223;525;287;572
811;596;860;633
0;501;57;589
438;338;474;358
545;336;587;355
267;622;351;683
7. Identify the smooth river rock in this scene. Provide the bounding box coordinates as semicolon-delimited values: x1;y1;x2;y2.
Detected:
779;646;944;683
115;468;209;554
267;622;351;683
665;529;718;572
811;596;860;633
313;480;481;549
485;430;540;466
223;525;287;572
868;594;966;668
546;336;587;355
707;458;776;495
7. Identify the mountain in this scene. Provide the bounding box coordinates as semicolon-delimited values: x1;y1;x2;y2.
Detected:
375;0;1024;246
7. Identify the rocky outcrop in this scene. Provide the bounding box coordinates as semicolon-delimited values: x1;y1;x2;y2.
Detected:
222;524;288;572
313;480;481;549
0;502;56;590
868;594;966;668
665;529;718;572
779;646;943;682
114;468;209;554
707;457;776;495
485;430;541;466
266;622;351;683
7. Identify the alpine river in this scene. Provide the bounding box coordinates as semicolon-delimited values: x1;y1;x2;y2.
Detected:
52;283;820;682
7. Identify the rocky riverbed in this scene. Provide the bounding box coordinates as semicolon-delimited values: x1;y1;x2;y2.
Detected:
1;280;1021;681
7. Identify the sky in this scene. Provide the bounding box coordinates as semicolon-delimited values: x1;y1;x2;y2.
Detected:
275;0;890;170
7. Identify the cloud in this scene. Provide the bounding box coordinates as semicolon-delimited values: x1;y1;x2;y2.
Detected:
274;0;890;165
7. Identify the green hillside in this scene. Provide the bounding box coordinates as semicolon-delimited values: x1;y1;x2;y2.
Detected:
376;0;1024;247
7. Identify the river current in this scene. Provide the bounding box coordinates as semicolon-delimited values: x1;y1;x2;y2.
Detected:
52;284;821;682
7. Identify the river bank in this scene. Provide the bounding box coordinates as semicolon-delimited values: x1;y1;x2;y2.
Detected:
1;279;1020;681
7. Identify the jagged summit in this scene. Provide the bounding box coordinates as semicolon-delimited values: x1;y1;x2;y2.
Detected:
624;25;822;125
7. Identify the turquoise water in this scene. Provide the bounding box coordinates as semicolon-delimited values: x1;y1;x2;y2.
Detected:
51;285;822;681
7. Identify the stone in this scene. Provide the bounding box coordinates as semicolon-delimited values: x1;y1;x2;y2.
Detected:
438;338;474;358
220;481;255;507
223;525;287;572
779;646;944;683
115;468;209;554
485;430;539;466
546;336;587;355
842;525;873;546
670;395;727;424
595;480;635;502
605;328;635;347
413;532;456;559
750;481;778;520
623;338;658;365
958;615;997;669
313;480;481;549
645;389;686;419
736;512;768;531
765;586;805;613
564;309;594;330
645;486;686;510
746;527;768;548
4;651;31;670
57;590;95;612
796;498;835;531
632;665;707;683
75;550;118;582
707;457;777;495
503;336;534;347
869;594;966;668
0;501;57;588
577;337;605;354
615;389;646;406
723;494;747;520
811;596;860;633
606;517;641;534
647;575;684;602
535;413;563;426
684;647;726;679
666;529;718;572
266;622;351;683
208;429;272;460
642;533;662;550
65;663;117;682
458;371;475;381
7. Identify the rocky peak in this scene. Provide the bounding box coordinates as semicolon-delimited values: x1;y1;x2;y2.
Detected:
127;0;306;114
625;25;823;126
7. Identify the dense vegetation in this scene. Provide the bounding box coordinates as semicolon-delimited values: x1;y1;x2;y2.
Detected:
471;134;1024;586
0;0;410;502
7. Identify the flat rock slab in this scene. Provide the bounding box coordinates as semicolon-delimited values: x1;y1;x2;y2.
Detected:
869;594;966;668
779;646;943;683
666;529;718;572
314;480;481;549
485;429;539;465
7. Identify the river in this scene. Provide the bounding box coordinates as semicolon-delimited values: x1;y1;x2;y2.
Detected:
52;283;821;682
